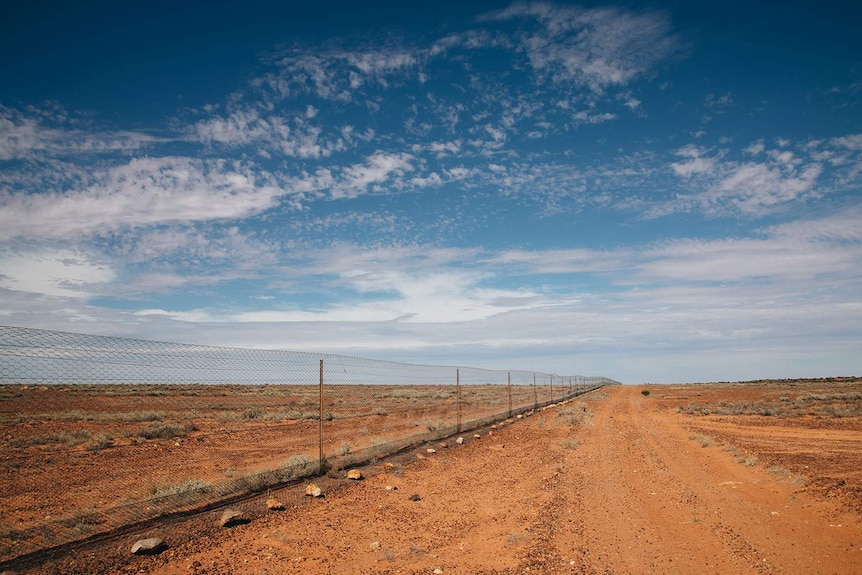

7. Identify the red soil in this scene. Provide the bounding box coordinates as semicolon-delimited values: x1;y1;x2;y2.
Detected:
13;382;860;575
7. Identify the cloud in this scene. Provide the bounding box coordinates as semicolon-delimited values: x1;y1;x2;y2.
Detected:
670;145;716;177
0;104;163;160
572;111;616;124
332;152;416;199
258;43;423;102
192;107;349;159
659;139;832;217
485;2;679;92
0;157;288;241
640;235;856;282
0;248;115;298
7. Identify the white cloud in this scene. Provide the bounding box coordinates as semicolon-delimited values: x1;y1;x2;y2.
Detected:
708;162;822;214
704;92;733;109
831;134;862;150
333;152;415;198
0;105;163;160
0;249;115;298
572;111;616;124
486;3;679;92
641;236;856;282
0;157;288;241
662;139;831;217
193;108;346;159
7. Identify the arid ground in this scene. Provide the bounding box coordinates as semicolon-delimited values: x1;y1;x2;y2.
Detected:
3;380;862;574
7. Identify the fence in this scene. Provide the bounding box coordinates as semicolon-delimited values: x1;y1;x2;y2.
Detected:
0;325;618;567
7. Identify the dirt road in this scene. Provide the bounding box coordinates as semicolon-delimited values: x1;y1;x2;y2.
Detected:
50;385;861;575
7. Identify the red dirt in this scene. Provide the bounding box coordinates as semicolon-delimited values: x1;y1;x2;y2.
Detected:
16;383;859;575
4;381;862;574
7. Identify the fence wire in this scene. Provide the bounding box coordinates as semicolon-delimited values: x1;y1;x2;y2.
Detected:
0;325;618;567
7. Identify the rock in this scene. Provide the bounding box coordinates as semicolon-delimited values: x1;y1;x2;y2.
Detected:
305;483;323;497
219;509;245;527
385;485;398;491
409;493;422;501
473;434;481;439
131;537;164;555
455;436;464;444
439;442;448;448
491;424;497;429
517;414;523;419
382;462;395;469
266;498;285;511
434;569;444;574
426;448;436;454
347;469;363;480
370;541;381;551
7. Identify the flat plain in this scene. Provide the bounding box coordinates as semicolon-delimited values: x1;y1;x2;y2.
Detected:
2;379;861;574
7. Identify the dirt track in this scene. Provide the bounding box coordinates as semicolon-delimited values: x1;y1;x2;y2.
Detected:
40;385;862;574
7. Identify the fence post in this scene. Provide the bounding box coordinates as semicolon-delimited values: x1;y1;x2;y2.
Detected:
318;359;324;473
533;372;538;410
550;374;553;402
456;368;462;433
507;371;512;418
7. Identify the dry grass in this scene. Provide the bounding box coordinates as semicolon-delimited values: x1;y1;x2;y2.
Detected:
557;402;591;426
688;433;713;448
677;381;862;418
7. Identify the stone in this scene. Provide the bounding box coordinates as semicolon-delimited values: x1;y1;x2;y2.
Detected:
131;537;164;555
370;541;381;551
439;442;448;448
385;485;398;491
473;434;481;439
347;469;363;480
305;483;323;497
382;462;395;469
434;569;444;574
426;448;436;454
491;424;497;429
266;498;285;511
409;493;422;501
455;436;464;445
219;509;245;527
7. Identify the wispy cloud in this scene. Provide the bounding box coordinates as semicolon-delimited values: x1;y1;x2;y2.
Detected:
0;248;115;298
0;157;287;241
0;104;163;160
485;2;679;92
653;138;845;217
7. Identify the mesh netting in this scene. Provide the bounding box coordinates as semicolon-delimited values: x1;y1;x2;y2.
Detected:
0;325;617;567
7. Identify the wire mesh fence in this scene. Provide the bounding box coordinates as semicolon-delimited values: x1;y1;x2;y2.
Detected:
0;325;618;565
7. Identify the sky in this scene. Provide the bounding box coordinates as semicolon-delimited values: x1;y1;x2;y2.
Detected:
1;0;861;384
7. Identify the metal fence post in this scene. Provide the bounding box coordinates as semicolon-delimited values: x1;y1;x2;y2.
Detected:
507;371;512;418
318;359;324;473
456;368;462;433
533;372;538;410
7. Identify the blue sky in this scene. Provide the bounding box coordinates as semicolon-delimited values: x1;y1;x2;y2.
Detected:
1;0;860;384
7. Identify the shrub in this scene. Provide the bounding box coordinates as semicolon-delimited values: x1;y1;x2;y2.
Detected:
242;406;265;420
641;389;650;397
688;433;713;447
137;421;197;440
